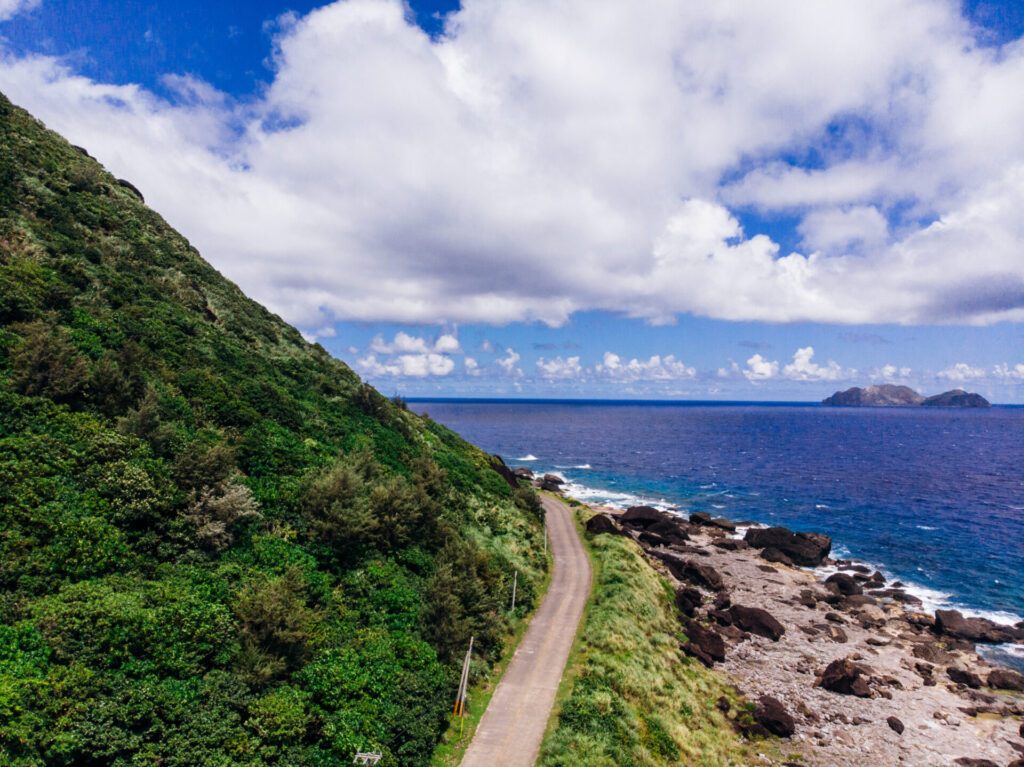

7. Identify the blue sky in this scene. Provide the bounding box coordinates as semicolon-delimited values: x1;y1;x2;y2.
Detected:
2;0;1024;401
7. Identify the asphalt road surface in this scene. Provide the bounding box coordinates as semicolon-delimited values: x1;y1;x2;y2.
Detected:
460;494;592;767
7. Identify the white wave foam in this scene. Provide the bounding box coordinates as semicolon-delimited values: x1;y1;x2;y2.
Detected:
516;454;538;461
916;525;937;531
556;463;592;470
561;478;675;513
711;503;726;510
815;504;830;510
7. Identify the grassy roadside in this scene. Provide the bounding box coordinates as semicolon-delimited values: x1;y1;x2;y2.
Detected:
536;502;761;767
429;528;555;766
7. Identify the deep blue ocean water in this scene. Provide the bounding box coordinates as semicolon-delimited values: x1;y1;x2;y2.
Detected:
417;399;1024;667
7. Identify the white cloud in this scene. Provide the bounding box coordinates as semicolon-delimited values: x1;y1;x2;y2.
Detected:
743;347;855;383
0;0;39;22
798;206;889;253
743;354;779;383
993;363;1024;381
357;352;455;378
875;364;913;381
369;331;462;354
536;356;583;380
781;346;855;382
479;339;495;353
496;347;522;377
937;362;989;382
2;1;1024;328
464;357;480;375
595;351;696;381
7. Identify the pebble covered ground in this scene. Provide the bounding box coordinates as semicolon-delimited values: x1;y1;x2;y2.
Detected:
591;503;1024;767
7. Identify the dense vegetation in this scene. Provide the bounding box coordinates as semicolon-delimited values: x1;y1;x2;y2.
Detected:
0;92;546;767
537;504;755;766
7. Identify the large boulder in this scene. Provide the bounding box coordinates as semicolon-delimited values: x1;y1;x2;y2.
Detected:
934;609;1024;643
539;474;565;492
727;605;785;641
683;620;726;663
585;514;623;537
825;573;863;596
646;518;690;544
512;467;534;479
744;526;832;567
620;505;671;529
651;551;726;591
817;657;872;697
987;667;1024;691
760;547;794;566
947;667;983;689
753;695;795;737
674;587;703;617
689;511;737;532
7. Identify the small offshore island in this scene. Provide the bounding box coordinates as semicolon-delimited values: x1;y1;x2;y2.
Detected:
823;384;991;408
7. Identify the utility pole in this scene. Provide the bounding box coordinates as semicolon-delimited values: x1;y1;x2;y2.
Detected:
544;521;547;556
510;570;518;613
454;636;474;736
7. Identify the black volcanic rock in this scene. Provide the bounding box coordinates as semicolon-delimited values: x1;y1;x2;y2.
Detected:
921;389;990;408
744;526;832;567
823;384;924;407
620;505;670;529
987;668;1024;691
585;514;623;537
753;695;795;737
728;604;785;641
539;473;565;492
934;609;1024;643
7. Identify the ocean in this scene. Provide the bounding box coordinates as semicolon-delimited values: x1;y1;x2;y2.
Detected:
415;399;1024;670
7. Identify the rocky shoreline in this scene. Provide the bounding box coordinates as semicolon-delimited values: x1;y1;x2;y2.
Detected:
565;484;1024;766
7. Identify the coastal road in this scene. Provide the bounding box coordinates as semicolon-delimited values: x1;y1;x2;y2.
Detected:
460;494;592;767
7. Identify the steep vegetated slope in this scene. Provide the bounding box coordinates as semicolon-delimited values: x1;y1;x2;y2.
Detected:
0;92;546;767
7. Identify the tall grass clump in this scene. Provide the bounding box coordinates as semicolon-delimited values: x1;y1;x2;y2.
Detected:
537;506;757;767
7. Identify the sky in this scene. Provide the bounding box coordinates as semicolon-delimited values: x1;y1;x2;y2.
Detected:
2;0;1024;401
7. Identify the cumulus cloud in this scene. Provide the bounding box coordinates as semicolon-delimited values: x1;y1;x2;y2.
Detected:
3;0;1024;329
744;354;779;383
357;352;455;378
369;331;462;354
464;357;480;375
496;348;522;377
595;351;696;381
797;205;889;253
937;362;989;382
781;346;855;382
875;364;913;381
742;347;854;383
536;356;583;380
0;0;40;22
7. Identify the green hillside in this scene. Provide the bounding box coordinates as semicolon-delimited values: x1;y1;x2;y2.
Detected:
0;92;546;767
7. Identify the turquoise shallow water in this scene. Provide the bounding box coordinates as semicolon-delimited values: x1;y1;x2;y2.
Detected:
417;399;1024;669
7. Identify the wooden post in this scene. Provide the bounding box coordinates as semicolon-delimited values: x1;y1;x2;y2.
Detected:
510;570;518;613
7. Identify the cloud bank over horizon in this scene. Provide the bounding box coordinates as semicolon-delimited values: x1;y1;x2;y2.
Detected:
3;0;1024;336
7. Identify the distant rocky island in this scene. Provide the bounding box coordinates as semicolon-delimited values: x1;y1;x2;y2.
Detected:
822;384;990;408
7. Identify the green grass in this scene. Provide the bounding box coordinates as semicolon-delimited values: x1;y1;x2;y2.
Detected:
537;504;761;767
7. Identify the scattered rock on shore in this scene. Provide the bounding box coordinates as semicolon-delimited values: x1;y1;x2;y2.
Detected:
817;657;872;697
934;609;1024;643
728;604;785;641
886;715;904;734
585;513;623;536
754;695;795;737
988;668;1024;691
744;526;832;567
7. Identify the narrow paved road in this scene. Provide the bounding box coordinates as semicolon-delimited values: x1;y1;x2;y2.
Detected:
460;495;591;767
